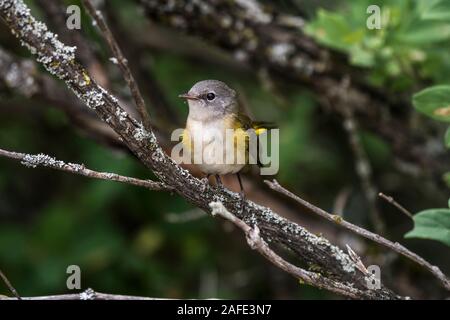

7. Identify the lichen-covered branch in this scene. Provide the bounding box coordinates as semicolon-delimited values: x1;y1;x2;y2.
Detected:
0;288;165;300
0;0;401;299
138;0;449;179
209;202;376;299
0;148;171;191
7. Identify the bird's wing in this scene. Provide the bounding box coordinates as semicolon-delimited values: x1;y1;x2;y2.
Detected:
236;113;277;167
236;112;277;133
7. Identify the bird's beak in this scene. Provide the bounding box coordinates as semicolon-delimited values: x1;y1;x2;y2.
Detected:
178;93;199;101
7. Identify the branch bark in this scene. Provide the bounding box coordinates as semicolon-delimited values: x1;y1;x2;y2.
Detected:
0;0;403;299
0;288;166;300
209;202;376;299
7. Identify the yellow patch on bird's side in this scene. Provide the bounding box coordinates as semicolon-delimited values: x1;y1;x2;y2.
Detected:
222;115;249;163
181;129;192;152
233;127;249;165
254;127;267;135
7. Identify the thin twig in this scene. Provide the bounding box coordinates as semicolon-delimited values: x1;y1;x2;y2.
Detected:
337;77;385;235
82;0;152;130
0;288;166;300
104;7;181;126
0;269;21;299
265;179;450;291
332;187;351;216
0;148;171;191
343;110;385;233
346;245;368;274
378;192;413;219
209;202;383;300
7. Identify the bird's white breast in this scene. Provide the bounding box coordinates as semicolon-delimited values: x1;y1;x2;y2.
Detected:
184;118;245;175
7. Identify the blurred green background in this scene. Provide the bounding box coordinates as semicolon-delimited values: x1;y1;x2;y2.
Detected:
0;0;449;299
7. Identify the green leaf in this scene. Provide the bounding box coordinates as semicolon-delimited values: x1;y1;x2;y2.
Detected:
305;9;363;51
421;0;450;21
349;46;375;67
405;208;450;247
412;85;450;122
396;22;450;44
416;0;442;13
445;127;450;148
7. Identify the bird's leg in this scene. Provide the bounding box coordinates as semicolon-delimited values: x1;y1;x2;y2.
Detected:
236;173;246;214
215;174;224;190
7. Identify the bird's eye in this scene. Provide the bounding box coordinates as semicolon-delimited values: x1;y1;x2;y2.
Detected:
206;92;216;101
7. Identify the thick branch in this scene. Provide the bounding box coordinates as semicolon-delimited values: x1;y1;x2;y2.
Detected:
210;202;375;299
0;0;401;299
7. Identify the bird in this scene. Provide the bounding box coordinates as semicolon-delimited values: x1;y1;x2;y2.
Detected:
178;79;273;205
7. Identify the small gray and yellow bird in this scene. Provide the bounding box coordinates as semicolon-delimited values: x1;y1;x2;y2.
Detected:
179;80;273;198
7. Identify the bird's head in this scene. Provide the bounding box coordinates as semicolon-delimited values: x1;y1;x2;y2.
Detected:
179;80;238;121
